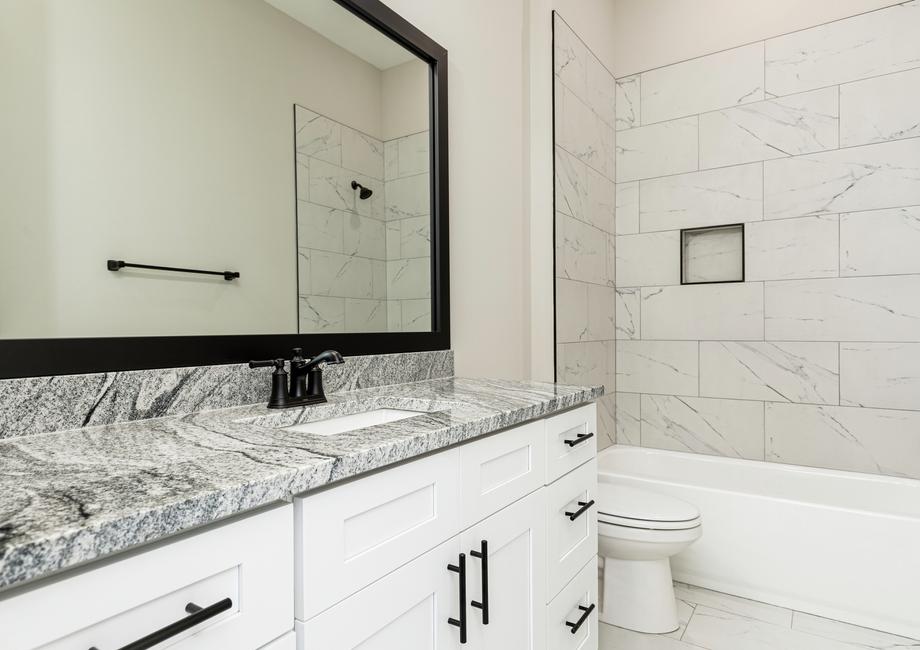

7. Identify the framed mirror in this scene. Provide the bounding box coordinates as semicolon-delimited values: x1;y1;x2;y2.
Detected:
0;0;448;378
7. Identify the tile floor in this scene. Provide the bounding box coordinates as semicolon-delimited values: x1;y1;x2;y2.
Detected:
600;582;920;649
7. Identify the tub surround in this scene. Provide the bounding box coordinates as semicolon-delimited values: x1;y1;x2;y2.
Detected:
0;350;453;439
0;376;601;592
613;1;920;480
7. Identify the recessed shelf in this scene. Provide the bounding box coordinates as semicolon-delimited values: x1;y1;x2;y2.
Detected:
681;224;745;285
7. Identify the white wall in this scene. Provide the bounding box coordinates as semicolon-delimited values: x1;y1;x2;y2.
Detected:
612;0;901;77
381;59;430;141
0;0;384;338
380;0;528;379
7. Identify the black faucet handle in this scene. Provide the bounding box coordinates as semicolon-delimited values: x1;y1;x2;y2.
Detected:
249;358;286;371
291;348;306;367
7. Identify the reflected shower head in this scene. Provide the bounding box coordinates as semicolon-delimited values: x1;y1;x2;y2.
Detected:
351;180;373;200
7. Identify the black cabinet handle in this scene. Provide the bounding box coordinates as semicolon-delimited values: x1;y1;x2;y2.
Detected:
447;553;468;644
564;499;595;521
563;432;594;447
470;540;489;625
88;597;232;650
565;603;596;634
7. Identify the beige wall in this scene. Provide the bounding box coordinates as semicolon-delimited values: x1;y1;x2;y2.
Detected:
612;0;901;77
0;0;388;339
380;0;528;379
381;59;430;141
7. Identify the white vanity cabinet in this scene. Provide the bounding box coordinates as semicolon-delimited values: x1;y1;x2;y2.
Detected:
0;503;294;650
295;402;598;650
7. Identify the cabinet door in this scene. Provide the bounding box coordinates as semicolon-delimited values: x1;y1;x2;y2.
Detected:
461;489;546;650
546;459;598;600
460;420;546;528
298;537;463;650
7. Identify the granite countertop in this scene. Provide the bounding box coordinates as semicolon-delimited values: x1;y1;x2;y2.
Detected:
0;377;601;593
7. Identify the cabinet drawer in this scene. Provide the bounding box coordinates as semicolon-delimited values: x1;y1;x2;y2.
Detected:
261;631;296;650
295;448;461;621
460;419;546;528
545;404;597;483
296;537;462;649
0;504;293;650
546;459;598;600
546;557;599;650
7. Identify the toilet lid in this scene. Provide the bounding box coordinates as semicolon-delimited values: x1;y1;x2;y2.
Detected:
597;484;699;523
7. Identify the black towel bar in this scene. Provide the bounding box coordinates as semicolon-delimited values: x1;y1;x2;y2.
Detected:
107;260;239;281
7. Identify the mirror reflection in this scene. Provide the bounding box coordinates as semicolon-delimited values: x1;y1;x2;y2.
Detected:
0;0;432;339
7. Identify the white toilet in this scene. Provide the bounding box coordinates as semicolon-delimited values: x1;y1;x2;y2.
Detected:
597;483;702;633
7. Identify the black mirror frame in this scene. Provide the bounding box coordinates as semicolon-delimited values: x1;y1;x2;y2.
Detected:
0;0;449;379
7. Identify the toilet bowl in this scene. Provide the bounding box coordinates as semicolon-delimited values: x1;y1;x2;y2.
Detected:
597;483;701;633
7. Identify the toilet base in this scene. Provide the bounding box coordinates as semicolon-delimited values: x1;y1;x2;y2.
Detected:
600;556;679;633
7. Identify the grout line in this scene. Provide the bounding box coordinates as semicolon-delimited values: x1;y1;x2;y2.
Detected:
617;132;920;185
615;2;908;81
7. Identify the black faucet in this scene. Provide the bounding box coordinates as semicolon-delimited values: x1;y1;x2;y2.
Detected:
249;348;344;409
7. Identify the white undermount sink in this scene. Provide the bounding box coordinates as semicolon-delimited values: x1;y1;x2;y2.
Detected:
283;408;424;436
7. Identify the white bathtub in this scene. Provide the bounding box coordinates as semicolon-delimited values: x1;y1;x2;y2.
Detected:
598;445;920;639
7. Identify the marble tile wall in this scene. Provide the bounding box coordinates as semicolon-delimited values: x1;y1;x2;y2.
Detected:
553;13;617;448
612;1;920;479
295;106;432;333
384;130;432;332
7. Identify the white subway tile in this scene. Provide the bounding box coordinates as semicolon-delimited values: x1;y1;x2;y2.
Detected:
553;16;587;98
557;213;609;285
299;296;345;332
615;231;680;287
763;138;920;220
295;106;342;165
398;215;430;259
556;279;588;343
745;215;839;281
310;251;373;299
765;1;920;96
343;214;386;260
342;128;384;180
385;173;429;220
616;116;699;183
642;283;764;340
699;88;838;169
765;275;920;341
641;42;764;124
615;75;640;131
555;146;587;220
642;395;765;460
586;53;616;127
559;340;608;388
386;257;430;300
615;181;639;235
616;340;699;396
766;403;920;478
308;157;354;212
615;393;641;445
615;288;640;339
700;341;839;404
840;206;920;276
841;343;920;411
401;299;431;332
344;299;386;332
840;67;920;147
585;165;616;233
556;80;614;177
587;283;617;340
396;131;430;178
640;164;763;233
298;202;345;254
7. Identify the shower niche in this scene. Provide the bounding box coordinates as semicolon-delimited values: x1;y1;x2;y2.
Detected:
680;223;745;285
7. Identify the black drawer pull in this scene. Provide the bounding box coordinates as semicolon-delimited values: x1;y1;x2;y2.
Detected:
88;597;232;650
564;499;595;521
470;540;489;625
563;432;594;447
565;603;596;634
447;553;468;644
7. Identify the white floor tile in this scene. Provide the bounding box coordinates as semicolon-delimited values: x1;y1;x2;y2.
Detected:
683;605;857;650
792;612;920;649
600;622;704;650
673;583;792;627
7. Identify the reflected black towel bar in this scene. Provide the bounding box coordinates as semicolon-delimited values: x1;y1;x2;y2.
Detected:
107;259;240;281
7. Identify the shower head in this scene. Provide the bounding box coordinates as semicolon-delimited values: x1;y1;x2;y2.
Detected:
351;180;373;200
